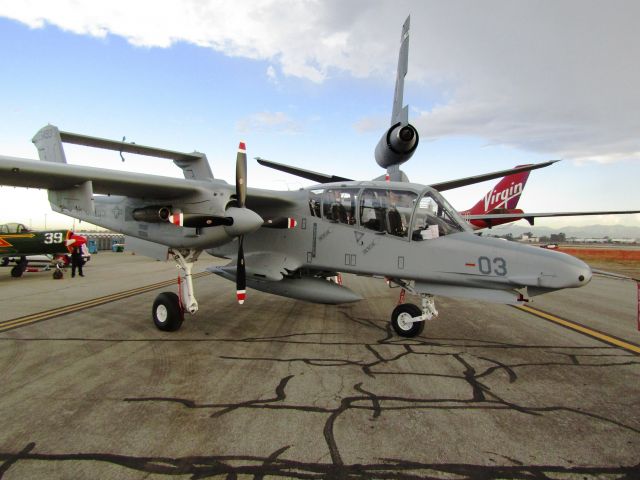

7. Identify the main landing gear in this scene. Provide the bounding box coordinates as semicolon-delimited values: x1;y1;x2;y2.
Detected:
389;281;439;338
152;248;201;332
10;257;28;278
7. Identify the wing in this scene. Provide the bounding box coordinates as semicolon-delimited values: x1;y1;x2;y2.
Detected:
256;157;352;184
429;161;559;192
256;158;557;189
0;155;204;199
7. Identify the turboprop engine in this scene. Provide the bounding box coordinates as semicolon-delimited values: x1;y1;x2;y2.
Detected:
374;122;419;168
132;206;171;222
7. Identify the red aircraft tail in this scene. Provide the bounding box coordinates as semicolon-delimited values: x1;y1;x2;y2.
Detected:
461;166;531;229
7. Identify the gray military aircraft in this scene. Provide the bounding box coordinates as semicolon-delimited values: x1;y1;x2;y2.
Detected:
0;16;637;337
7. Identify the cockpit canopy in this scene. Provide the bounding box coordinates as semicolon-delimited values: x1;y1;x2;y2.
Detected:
308;185;469;239
0;223;30;234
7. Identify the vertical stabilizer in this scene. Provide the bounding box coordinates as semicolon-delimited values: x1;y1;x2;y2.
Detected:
32;125;94;213
32;125;67;163
464;167;532;215
392;16;411;126
48;180;95;214
460;166;533;230
375;15;417;182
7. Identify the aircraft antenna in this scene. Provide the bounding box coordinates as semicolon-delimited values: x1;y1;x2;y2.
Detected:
120;136;126;162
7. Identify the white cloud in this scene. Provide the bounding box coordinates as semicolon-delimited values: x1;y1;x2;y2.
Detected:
2;0;639;164
236;111;301;134
266;65;278;84
353;115;386;134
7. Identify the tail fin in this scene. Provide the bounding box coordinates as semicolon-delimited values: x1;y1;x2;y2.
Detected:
374;15;416;182
32;125;94;213
32;125;67;163
464;166;531;215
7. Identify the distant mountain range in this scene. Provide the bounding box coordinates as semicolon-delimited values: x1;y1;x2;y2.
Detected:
485;224;640;239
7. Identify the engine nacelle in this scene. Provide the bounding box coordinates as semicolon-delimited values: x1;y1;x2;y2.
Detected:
132;206;171;223
374;122;419;169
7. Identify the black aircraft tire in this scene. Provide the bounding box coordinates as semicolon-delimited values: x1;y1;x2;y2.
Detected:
53;270;63;280
10;265;24;278
152;292;184;332
391;303;425;337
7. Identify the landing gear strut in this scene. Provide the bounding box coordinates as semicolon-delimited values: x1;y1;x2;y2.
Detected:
389;282;439;338
152;248;201;332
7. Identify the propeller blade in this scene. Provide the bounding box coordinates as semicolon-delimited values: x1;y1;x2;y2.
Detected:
262;217;297;229
234;141;251;305
236;141;247;208
236;235;246;304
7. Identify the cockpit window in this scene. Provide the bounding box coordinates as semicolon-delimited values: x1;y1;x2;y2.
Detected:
411;192;465;240
309;189;322;217
2;223;29;234
360;189;417;238
322;189;358;225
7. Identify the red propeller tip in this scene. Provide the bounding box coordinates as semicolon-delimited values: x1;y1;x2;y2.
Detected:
238;142;246;152
237;290;246;304
288;218;297;229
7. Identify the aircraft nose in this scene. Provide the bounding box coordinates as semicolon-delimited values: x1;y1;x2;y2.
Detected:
543;253;592;289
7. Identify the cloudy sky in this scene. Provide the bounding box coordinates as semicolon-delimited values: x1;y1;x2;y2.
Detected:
0;0;638;229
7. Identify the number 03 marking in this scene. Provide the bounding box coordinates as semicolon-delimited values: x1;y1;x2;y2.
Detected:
478;256;507;276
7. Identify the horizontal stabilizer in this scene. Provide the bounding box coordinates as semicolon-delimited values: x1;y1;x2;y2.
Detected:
430;160;559;192
58;128;213;180
60;130;202;162
256;157;352;184
464;209;640;221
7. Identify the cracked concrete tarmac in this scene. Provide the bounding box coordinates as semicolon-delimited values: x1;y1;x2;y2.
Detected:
0;253;638;479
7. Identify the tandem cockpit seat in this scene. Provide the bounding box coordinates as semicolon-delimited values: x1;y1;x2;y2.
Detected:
386;208;404;237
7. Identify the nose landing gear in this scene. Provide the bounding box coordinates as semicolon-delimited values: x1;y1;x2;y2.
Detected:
389;282;439;338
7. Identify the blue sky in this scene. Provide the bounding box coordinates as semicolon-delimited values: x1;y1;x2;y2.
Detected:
0;1;638;230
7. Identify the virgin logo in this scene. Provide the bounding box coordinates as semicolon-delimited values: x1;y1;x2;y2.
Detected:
483;182;523;212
